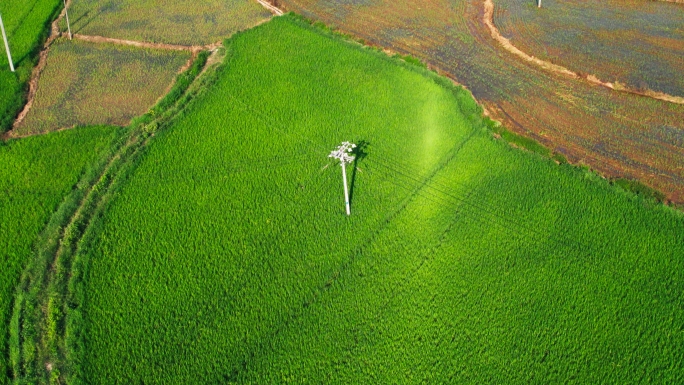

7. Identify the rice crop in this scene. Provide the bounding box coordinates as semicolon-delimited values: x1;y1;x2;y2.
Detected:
278;0;684;203
0;0;61;132
62;0;272;45
15;39;191;135
78;15;684;384
494;0;684;98
0;126;123;385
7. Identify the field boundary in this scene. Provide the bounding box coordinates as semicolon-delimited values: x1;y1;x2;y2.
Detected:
484;0;684;105
71;34;219;52
6;0;236;139
6;0;71;138
256;0;285;15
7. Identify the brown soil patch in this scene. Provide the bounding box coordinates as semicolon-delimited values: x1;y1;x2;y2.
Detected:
484;0;684;105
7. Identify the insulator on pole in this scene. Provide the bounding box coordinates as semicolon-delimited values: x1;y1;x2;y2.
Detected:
329;142;356;216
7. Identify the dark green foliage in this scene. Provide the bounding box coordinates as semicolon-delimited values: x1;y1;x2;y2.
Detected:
487;117;551;158
613;178;666;203
77;16;684;384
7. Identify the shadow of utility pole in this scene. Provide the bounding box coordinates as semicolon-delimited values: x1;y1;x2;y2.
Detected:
348;139;369;210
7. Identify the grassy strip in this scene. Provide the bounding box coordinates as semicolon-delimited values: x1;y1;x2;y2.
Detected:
7;129;128;384
8;48;217;385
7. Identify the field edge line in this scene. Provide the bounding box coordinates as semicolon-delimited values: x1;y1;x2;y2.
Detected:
483;0;684;105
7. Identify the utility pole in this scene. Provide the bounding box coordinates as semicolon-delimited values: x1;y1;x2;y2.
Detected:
537;0;541;7
64;0;72;40
329;142;356;216
0;12;14;72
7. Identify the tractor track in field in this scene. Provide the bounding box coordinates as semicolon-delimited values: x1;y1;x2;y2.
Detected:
9;45;225;384
483;0;684;105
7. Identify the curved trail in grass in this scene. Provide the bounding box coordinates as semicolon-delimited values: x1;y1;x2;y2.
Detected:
8;48;217;384
484;0;684;105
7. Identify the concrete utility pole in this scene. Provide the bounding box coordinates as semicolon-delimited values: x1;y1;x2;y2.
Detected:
64;0;72;40
0;12;14;72
329;142;356;216
538;0;542;8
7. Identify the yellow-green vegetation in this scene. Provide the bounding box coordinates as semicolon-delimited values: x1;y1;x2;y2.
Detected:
0;126;123;385
0;0;61;132
15;39;191;136
63;0;271;45
68;16;684;383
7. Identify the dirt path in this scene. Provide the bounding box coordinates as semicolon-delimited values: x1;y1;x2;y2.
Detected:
483;0;684;105
257;0;285;15
6;0;280;139
72;34;219;52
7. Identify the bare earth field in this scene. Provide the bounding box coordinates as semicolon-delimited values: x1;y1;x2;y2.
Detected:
62;0;272;45
277;0;684;203
13;39;191;136
494;0;684;98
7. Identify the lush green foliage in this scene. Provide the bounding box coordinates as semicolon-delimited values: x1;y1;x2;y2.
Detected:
16;39;190;135
0;0;61;132
62;0;271;45
78;16;684;383
0;126;123;385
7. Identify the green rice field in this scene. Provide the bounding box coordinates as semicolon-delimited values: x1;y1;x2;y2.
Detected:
63;0;271;45
72;16;684;383
16;39;190;135
0;126;123;385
